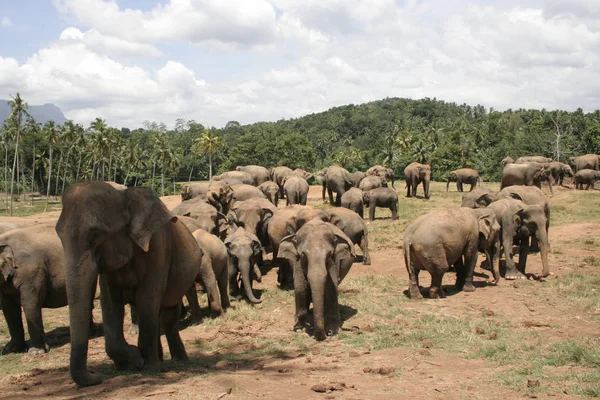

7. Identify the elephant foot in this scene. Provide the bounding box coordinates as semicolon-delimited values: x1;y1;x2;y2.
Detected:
363;258;371;266
428;287;444;299
73;372;104;387
487;279;499;286
409;286;423;300
314;330;327;342
1;340;27;355
462;283;476;293
143;360;161;373
27;343;50;354
505;269;526;280
113;345;144;371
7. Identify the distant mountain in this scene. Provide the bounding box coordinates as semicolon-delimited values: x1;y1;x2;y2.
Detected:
0;101;68;125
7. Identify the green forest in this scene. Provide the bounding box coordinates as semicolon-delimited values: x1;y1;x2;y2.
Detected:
3;93;600;208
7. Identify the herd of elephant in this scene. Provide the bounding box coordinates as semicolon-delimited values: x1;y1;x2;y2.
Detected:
0;153;596;388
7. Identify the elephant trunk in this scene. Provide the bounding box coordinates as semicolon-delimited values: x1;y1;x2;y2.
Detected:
308;267;327;341
536;229;551;277
65;251;102;387
240;260;261;304
446;178;451;192
424;179;430;199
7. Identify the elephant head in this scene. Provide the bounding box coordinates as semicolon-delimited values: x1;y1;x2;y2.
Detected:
562;164;575;177
180;185;192;201
206;184;234;213
446;171;458;192
277;220;355;340
224;229;262;304
285;208;329;235
55;182;178;387
362;191;371;207
227;201;274;239
501;156;514;169
315;168;328;183
471;208;501;284
293;168;313;182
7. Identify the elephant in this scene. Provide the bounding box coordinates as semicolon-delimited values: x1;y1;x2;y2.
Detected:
213;171;254;185
292;168;313;182
268;205;328;289
340;187;364;218
230;184;267;205
446;168;480;192
549;162;574;186
471;208;502;285
236;165;271;186
404;162;431;199
258;181;280;207
574;169;600;190
186;228;229;320
227;198;276;251
224;228;263;304
56;182;202;386
315;168;328;202
348;171;366;188
461;187;495;208
325;165;353;206
569;154;600;172
326;207;370;265
403;207;499;299
488;198;550;280
363;187;399;221
501;162;553;196
271;166;293;198
177;215;205;233
0;225;71;354
516;156;553;164
180;183;209;202
501;156;515;169
283;175;309;206
0;222;22;235
497;185;550;232
277;219;355;341
206;180;234;213
172;198;229;238
367;165;395;188
358;175;387;191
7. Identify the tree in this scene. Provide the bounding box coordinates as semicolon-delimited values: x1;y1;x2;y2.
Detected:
44;121;59;212
193;129;222;180
25;117;41;204
6;93;29;216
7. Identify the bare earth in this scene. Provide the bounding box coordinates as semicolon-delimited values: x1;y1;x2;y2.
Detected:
0;183;599;399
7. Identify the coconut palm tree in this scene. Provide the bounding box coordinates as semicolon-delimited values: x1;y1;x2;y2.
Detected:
6;93;30;216
25;118;41;204
193;129;222;180
44;121;59;212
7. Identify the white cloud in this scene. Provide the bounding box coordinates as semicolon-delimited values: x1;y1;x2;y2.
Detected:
1;17;12;27
59;27;162;57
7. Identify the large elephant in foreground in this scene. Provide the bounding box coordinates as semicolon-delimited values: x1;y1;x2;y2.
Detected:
501;162;553;196
325;165;353;206
236;165;271;186
404;162;431;199
446;168;480;192
56;182;201;387
569;154;600;172
278;219;355;341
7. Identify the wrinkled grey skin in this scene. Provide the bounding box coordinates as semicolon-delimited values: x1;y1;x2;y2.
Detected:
283;175;309;206
278;219;355;341
548;162;574;186
363;188;399;221
177;215;205;233
172;199;229;238
470;208;501;285
569;154;600;172
461;187;495;208
404;162;431;199
501;162;553;196
325;165;353;206
213;171;254;185
367;165;395;188
358;175;387;191
206;180;234;213
327;207;370;265
516;156;553;164
446;168;481;192
181;183;209;202
258;181;280;207
501;156;515;169
497;186;550;237
268;206;329;290
292;168;314;182
56;182;201;387
340;187;364;218
403;208;497;299
488;198;551;280
574;169;600;190
227;198;276;251
271;166;293;198
224;228;263;304
236;165;271;186
230;184;266;207
187;229;229;320
348;171;366;188
0;225;70;354
315;168;328;202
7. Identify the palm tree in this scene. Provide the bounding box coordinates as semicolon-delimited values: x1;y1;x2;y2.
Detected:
44;121;59;212
0;122;14;210
73;125;86;182
7;93;29;216
89;118;109;180
25;117;41;205
60;121;83;192
193;129;222;180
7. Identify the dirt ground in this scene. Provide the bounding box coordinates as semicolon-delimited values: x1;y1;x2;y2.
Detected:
0;182;599;399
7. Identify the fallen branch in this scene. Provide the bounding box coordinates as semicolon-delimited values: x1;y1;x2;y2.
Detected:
145;390;177;397
216;388;233;400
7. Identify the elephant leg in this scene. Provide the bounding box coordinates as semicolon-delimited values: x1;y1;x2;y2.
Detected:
185;284;202;323
390;203;398;220
429;271;445;299
369;203;376;221
218;268;230;310
335;191;343;207
547;180;554;196
404;246;423;299
0;293;27;354
100;275;142;371
198;260;222;315
278;260;294;290
129;305;139;335
358;205;364;219
517;238;529;276
412;178;418;197
457;180;462;192
322;183;327;202
228;266;241;299
361;234;371;265
136;306;162;372
406;181;411;197
325;273;340;336
463;245;478;292
454;258;466;290
22;296;48;353
292;262;310;331
327;186;334;206
160;304;189;362
301;193;307;206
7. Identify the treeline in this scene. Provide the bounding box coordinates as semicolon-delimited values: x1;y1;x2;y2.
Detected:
3;94;600;212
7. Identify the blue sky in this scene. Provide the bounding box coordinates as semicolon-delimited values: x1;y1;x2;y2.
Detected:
0;0;599;128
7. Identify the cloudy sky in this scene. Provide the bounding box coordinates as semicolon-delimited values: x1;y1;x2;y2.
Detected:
0;0;599;128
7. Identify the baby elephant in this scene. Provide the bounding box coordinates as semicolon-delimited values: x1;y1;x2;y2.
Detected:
224;228;263;304
403;208;498;299
0;224;69;354
341;187;364;218
574;169;600;190
363;187;399;221
278;219;355;341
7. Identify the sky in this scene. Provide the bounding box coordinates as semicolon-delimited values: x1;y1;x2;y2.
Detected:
0;0;599;128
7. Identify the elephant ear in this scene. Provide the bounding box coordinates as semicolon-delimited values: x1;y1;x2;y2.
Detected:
328;213;347;232
277;235;298;261
362;191;370;204
332;226;356;264
226;210;239;226
261;207;275;230
512;208;526;235
126;187;177;252
252;239;262;256
477;214;494;241
475;194;494;207
285;217;299;235
508;193;523;201
0;245;16;283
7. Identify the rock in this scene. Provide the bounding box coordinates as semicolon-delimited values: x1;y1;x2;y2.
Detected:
363;366;395;375
311;384;328;393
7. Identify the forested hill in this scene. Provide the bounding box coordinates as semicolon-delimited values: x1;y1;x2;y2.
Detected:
214;97;600;181
0;101;68;125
